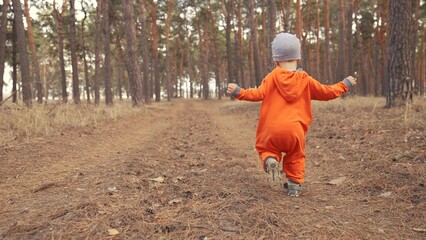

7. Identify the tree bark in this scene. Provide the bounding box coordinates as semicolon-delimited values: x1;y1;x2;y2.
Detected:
0;0;10;102
267;0;276;72
139;0;150;103
315;0;321;80
53;0;68;103
208;1;221;99
103;0;113;106
164;0;175;101
248;0;262;86
185;9;194;99
338;0;348;82
81;1;90;103
225;0;234;86
94;0;102;105
324;0;332;84
346;1;354;76
12;0;31;107
281;0;290;32
24;0;42;103
295;0;302;39
69;0;80;104
150;2;160;102
12;17;17;103
386;0;415;107
122;0;143;106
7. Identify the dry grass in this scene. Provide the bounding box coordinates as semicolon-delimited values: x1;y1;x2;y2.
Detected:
0;100;144;147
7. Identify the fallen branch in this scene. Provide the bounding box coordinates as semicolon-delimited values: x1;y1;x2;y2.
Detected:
0;86;21;106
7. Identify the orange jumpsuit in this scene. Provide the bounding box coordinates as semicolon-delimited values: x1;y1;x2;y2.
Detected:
236;67;349;183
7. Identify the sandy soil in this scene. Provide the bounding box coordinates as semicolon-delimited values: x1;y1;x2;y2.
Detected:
0;98;425;239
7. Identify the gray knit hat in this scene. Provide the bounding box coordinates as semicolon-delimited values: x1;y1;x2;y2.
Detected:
271;33;301;62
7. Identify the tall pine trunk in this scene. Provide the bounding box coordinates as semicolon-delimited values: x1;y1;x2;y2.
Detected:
324;0;332;84
139;0;150;103
236;0;245;88
0;0;10;102
164;0;175;101
281;0;290;32
94;0;102;105
225;0;234;86
337;0;348;83
24;0;42;103
150;2;160;102
81;1;90;103
12;0;31;107
248;0;262;86
386;0;415;107
103;0;113;106
267;0;276;71
69;0;80;104
53;0;67;103
208;1;222;99
12;18;17;103
185;10;194;99
122;0;143;106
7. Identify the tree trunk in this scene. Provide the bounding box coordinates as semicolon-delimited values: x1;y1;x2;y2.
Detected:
225;0;234;86
94;0;102;105
236;0;245;88
23;0;42;103
81;1;90;103
185;10;194;99
122;0;143;107
381;0;390;96
412;0;420;94
337;0;348;82
386;0;415;107
295;0;302;39
12;17;17;103
208;1;221;99
346;1;353;76
232;1;240;87
12;0;31;107
150;2;160;102
281;0;290;32
69;0;80;104
139;0;150;103
267;0;276;70
248;0;262;86
419;24;425;96
164;0;175;102
315;0;321;80
302;0;309;73
103;0;113;106
0;0;10;102
324;0;332;84
53;0;68;103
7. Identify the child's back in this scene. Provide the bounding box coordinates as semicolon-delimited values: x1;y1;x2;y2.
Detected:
227;32;356;196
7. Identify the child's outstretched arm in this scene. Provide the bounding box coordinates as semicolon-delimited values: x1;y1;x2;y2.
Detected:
227;82;267;102
309;76;357;101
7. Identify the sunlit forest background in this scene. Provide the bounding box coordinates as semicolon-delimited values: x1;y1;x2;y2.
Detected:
0;0;425;107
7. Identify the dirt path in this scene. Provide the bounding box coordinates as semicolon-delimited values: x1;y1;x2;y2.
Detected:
0;99;424;239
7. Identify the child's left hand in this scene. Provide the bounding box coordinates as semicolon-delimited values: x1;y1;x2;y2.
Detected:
227;83;238;94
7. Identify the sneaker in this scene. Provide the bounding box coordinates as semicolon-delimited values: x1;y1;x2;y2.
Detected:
284;179;302;197
265;157;282;190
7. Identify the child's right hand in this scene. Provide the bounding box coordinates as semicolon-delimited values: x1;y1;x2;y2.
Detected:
227;83;238;94
345;76;357;86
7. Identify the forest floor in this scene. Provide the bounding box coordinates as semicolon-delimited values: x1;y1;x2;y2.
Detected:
0;98;425;239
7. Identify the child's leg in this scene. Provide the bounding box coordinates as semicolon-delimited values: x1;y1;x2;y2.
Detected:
282;132;306;184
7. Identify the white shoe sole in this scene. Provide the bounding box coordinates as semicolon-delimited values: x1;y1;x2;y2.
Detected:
266;158;282;190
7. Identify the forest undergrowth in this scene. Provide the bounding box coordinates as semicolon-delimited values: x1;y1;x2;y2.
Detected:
0;97;425;239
